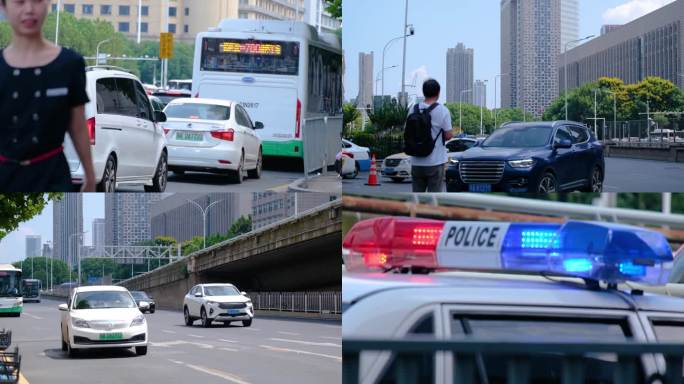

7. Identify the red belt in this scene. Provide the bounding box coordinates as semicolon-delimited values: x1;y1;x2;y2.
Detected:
0;146;64;166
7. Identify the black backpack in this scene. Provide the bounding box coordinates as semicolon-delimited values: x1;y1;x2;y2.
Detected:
404;103;442;157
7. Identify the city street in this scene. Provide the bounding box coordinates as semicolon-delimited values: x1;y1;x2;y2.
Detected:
342;157;684;193
2;299;341;384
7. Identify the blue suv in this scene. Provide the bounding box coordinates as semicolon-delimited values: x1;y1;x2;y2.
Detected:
446;121;604;193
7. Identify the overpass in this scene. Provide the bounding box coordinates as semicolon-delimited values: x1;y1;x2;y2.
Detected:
118;201;342;310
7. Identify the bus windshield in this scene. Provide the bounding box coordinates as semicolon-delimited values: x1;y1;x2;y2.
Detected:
0;271;21;297
21;280;41;297
200;37;300;76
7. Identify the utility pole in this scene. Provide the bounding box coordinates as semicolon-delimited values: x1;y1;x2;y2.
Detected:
400;0;409;107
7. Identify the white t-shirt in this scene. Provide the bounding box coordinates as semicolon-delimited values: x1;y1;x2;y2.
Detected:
409;102;452;167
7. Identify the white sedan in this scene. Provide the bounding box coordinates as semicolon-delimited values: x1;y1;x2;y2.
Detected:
183;283;254;328
342;139;371;172
381;153;412;182
59;286;149;357
162;98;264;184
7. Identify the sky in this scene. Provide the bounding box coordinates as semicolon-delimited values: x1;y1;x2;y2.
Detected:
343;0;678;107
0;194;104;265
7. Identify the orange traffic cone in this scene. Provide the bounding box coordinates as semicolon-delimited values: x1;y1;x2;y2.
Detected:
365;154;381;186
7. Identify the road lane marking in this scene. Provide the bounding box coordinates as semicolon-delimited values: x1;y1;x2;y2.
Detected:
188;334;205;338
320;336;342;341
260;345;341;362
269;338;341;348
167;359;251;384
219;339;238;343
162;330;177;334
277;331;300;336
152;340;214;349
220;347;239;352
21;313;43;320
242;327;259;332
19;372;29;384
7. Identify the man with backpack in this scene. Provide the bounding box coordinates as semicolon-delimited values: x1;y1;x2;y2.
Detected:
404;79;453;192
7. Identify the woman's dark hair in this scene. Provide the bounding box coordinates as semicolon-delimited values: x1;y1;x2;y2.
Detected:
423;79;441;99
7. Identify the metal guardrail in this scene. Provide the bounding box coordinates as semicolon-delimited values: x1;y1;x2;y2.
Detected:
247;291;341;315
370;193;684;230
600;120;684;148
343;338;684;384
303;115;343;178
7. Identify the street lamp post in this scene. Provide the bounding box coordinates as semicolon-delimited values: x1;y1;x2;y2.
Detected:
55;0;62;45
400;0;409;107
382;34;413;100
376;65;398;97
137;0;142;44
459;89;472;133
564;35;595;120
479;80;488;136
69;232;86;285
603;89;618;140
96;39;111;65
493;74;508;130
186;199;225;249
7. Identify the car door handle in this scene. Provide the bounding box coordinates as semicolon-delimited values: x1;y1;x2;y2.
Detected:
101;126;123;131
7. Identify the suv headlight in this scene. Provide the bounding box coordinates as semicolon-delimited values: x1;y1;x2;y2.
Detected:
71;317;90;328
400;159;410;165
130;314;146;327
206;301;218;306
508;159;536;168
246;300;253;307
449;158;459;166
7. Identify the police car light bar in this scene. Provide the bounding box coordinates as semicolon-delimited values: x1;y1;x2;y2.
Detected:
342;218;673;285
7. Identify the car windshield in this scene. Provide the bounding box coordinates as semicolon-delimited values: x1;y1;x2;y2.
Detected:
481;126;552;148
73;291;137;310
204;286;240;296
131;291;149;300
164;103;231;121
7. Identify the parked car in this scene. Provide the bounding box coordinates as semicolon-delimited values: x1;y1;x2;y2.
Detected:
381;153;411;183
445;137;478;164
342;139;371;172
446;121;604;193
183;284;254;328
338;150;357;179
64;66;168;192
59;286;148;357
162;98;264;183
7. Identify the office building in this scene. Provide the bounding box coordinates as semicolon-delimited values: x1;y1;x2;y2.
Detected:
49;0;339;43
501;0;562;117
53;194;83;266
151;193;251;243
252;192;338;230
561;0;580;49
42;242;52;259
446;43;474;104
105;194;161;247
601;25;622;36
560;0;684;93
473;80;487;108
357;52;374;110
25;235;42;258
92;218;106;253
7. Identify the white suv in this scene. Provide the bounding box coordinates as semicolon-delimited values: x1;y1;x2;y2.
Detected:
64;66;169;192
183;284;254;327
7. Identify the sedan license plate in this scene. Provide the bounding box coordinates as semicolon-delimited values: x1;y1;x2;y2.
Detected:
383;167;396;175
469;184;492;193
99;332;123;341
227;309;242;315
176;132;203;142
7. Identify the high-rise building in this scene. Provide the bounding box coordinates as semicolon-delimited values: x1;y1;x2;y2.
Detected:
48;0;339;43
150;193;251;243
252;192;338;230
357;52;374;109
473;80;487;108
446;43;474;104
92;218;106;253
560;0;580;49
501;0;562;117
105;194;161;247
560;0;684;93
53;194;83;266
42;242;52;259
25;235;42;258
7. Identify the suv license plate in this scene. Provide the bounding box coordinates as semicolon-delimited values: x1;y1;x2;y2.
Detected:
469;184;492;193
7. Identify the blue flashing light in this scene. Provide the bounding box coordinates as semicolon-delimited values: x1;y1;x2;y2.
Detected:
499;221;673;285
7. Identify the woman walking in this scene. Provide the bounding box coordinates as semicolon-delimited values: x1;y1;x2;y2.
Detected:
0;0;95;191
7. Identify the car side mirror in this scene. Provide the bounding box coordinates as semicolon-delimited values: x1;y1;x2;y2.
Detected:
554;139;572;149
58;304;68;311
138;301;150;311
155;110;167;123
241;291;247;296
254;121;264;130
194;292;202;297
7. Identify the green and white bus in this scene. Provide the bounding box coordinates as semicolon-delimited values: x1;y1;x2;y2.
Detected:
192;19;343;162
0;264;22;316
21;278;41;303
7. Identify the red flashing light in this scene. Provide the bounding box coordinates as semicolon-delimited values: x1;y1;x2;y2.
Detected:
342;217;445;272
211;129;234;141
86;117;96;145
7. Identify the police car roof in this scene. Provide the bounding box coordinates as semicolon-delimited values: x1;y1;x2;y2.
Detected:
343;271;684;313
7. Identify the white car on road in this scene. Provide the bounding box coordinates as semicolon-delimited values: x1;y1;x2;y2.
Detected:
163;98;264;183
342;139;371;172
183;283;254;328
65;66;169;192
381;153;411;183
59;286;149;357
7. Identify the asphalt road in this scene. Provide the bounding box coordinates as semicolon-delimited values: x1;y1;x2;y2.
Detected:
1;299;341;384
343;157;684;193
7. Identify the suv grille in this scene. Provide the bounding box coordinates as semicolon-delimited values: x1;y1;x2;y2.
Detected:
218;302;247;310
459;161;505;184
384;159;402;167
